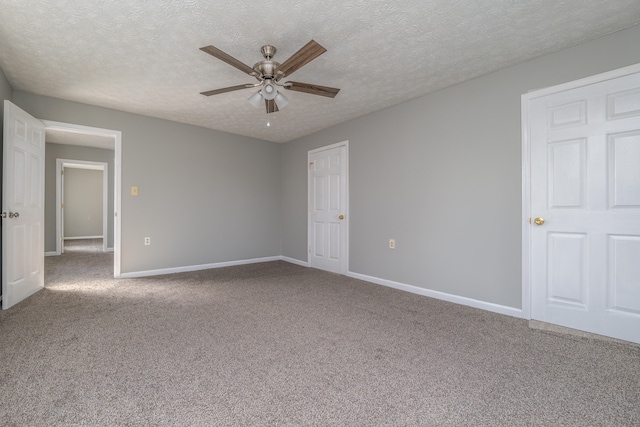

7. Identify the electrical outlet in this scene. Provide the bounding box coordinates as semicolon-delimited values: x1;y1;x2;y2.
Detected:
144;237;151;246
389;239;396;249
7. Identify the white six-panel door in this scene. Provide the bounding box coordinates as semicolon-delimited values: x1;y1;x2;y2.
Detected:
308;142;348;274
2;101;46;309
526;68;640;343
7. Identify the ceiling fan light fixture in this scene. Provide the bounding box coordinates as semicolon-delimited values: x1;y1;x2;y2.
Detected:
274;92;289;109
262;82;277;100
248;91;263;108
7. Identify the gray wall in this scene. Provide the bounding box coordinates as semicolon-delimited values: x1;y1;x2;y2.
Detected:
281;25;640;309
0;65;12;116
14;93;282;274
45;143;115;251
64;168;104;238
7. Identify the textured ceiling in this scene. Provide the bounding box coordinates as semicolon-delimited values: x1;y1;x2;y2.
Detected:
1;1;639;143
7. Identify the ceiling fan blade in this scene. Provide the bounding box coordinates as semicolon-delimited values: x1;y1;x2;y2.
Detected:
284;81;340;98
265;99;279;114
277;40;326;77
200;45;255;75
200;84;254;96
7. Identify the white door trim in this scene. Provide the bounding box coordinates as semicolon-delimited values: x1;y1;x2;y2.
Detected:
521;62;640;320
307;140;349;274
55;159;108;254
43;120;122;278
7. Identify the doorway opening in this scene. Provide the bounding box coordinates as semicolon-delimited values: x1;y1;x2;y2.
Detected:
55;160;108;255
43;121;122;277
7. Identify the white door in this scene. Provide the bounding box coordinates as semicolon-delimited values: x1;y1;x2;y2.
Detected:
527;69;640;343
308;142;348;274
2;101;46;309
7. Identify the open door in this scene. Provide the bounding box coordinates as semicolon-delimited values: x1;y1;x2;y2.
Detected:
2;100;45;309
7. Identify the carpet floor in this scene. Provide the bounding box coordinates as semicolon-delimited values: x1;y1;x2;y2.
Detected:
0;241;639;426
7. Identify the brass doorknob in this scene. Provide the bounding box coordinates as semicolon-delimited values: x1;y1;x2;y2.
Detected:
534;217;545;226
338;215;345;220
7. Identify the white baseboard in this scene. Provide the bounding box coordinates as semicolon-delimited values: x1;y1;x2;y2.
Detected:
347;271;523;319
64;236;104;240
116;255;522;319
119;256;282;278
46;247;112;256
281;256;308;267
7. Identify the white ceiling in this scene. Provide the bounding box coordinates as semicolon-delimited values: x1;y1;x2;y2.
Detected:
1;1;639;143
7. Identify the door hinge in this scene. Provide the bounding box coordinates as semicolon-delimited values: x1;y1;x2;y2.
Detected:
61;170;64;175
60;203;64;209
308;246;311;253
309;162;313;170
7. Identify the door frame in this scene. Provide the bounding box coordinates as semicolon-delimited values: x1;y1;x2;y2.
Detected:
307;140;349;274
43;121;122;277
55;159;109;255
521;62;640;320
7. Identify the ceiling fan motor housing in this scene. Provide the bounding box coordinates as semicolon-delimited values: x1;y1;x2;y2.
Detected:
253;60;281;80
252;45;282;80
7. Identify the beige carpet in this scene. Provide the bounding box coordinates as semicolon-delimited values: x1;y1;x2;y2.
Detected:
1;240;639;426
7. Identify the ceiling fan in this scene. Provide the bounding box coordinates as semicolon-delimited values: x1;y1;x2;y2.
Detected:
200;40;340;114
